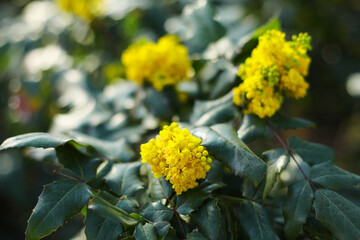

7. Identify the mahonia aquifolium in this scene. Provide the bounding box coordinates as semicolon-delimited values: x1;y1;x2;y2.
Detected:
56;0;104;21
121;35;192;91
233;30;312;118
140;122;212;195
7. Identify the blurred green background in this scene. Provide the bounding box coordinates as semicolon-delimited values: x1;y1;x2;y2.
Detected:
0;0;359;239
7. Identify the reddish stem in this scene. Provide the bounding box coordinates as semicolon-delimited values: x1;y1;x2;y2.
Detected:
266;120;318;191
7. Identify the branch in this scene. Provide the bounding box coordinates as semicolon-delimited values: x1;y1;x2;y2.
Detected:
266;120;318;191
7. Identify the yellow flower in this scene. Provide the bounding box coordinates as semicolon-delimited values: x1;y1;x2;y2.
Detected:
121;35;192;91
233;30;311;118
56;0;104;21
140;122;211;195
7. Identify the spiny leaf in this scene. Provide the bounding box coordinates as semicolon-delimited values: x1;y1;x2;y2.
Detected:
190;199;221;240
55;141;102;181
140;201;173;223
237;114;268;143
133;223;158;240
282;180;314;240
314;189;360;240
0;132;69;150
192;124;266;185
176;182;224;215
191;90;235;127
85;207;123;240
262;149;290;199
104;162;144;196
238;202;280;240
68;131;135;162
288;136;335;165
25;180;92;240
154;222;171;238
88;195;138;227
310;161;360;190
270;113;314;130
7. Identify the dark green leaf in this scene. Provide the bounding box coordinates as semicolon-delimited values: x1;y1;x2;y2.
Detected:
0;132;69;151
238;202;279;240
25;180;92;240
314;189;360;240
271;114;314;130
191;91;235;127
232;17;280;64
282;180;314;240
262;149;290;199
191;199;220;240
186;231;207;240
288;136;335;165
104;162;144;196
154;221;171;238
238;114;268;143
150;177;173;200
144;87;173;119
88;195;138;227
56;142;102;181
133;223;157;240
210;66;238;99
69;131;135;162
140;201;173;223
176;182;224;215
85;208;123;240
184;1;226;50
192;124;266;185
119;198;138;214
310;161;360;190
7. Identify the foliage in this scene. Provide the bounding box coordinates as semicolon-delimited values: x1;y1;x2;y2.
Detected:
1;0;360;239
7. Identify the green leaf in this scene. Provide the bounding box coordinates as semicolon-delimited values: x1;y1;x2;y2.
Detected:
238;202;279;240
55;141;102;181
270;114;314;130
0;132;69;150
262;149;290;199
314;189;360;240
232;17;281;64
149;177;173;200
288;136;335;165
133;223;158;240
104;162;144;196
282;180;314;240
143;87;173;119
176;182;224;215
191;91;235;127
210;65;238;99
25;180;92;240
237;114;268;143
85;208;123;240
184;1;226;50
192;124;266;185
154;221;171;238
310;161;360;190
88;195;138;227
69;131;135;162
186;231;207;240
190;199;221;240
140;201;174;223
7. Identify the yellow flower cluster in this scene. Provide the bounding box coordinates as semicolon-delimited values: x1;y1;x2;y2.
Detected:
121;35;192;91
233;30;311;118
140;122;212;195
56;0;104;21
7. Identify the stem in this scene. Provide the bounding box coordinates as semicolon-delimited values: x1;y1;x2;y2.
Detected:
160;183;186;239
266;120;318;191
53;170;83;182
